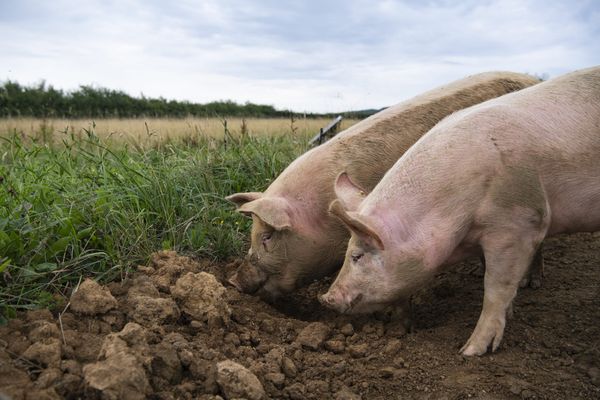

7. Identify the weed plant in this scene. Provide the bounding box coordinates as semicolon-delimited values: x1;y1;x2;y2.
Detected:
0;126;308;318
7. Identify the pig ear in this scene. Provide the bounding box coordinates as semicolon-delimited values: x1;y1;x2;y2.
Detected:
226;192;263;207
238;197;292;231
334;172;367;211
329;200;384;250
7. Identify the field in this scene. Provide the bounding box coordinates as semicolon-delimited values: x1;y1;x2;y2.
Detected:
0;117;359;148
0;119;599;399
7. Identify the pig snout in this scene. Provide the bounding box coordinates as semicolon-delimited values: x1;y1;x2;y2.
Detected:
227;272;243;291
319;287;363;314
228;261;267;294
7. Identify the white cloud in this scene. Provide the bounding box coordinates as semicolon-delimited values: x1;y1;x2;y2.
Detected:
1;0;598;112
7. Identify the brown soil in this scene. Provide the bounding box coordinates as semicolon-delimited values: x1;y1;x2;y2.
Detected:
1;233;599;400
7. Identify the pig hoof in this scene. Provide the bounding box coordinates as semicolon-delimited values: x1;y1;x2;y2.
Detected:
529;277;542;289
460;320;505;356
460;342;485;357
518;277;529;289
460;339;494;356
518;275;543;289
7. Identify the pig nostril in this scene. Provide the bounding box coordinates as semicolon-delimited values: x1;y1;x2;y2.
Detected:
227;276;243;292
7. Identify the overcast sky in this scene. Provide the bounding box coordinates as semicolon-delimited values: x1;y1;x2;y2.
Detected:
1;0;599;113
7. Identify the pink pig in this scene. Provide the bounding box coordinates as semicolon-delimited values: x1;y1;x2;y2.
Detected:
320;66;600;356
227;72;539;300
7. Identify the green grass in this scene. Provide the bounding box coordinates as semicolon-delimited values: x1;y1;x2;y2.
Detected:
0;127;308;318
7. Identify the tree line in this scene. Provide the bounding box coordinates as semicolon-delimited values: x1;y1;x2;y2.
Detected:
0;80;303;118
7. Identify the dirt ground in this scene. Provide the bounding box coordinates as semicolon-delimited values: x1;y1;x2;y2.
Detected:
1;232;599;400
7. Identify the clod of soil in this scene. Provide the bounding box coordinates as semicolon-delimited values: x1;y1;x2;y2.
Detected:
147;250;203;292
28;321;60;342
171;271;231;326
295;322;331;350
1;234;599;399
0;349;31;399
70;278;118;315
281;356;298;378
22;338;62;367
334;386;362;400
124;275;181;327
84;351;149;400
83;323;152;400
216;360;265;400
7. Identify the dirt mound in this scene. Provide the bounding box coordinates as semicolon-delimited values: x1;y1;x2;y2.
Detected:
70;279;118;315
1;238;599;399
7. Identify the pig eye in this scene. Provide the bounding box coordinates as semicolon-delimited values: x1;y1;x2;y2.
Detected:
261;232;273;249
351;253;363;263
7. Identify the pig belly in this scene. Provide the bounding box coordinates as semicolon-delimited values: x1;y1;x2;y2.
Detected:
546;173;600;235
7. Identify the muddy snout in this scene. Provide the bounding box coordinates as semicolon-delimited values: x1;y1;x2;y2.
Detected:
318;291;340;310
227;260;267;294
319;287;363;314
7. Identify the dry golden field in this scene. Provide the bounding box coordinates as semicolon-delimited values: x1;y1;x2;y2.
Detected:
0;117;359;146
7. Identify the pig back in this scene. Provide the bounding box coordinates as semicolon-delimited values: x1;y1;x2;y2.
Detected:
328;71;540;192
365;66;600;235
267;72;540;209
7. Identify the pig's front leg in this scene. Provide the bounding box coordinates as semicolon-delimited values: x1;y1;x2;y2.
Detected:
461;232;542;356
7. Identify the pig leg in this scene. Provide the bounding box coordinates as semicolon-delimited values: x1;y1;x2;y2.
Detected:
461;232;542;356
392;297;413;334
519;244;544;289
478;245;544;289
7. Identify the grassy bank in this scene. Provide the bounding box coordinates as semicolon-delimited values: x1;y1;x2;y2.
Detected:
0;127;311;318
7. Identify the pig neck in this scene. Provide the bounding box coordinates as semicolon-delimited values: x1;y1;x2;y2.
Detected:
359;198;464;273
358;127;490;272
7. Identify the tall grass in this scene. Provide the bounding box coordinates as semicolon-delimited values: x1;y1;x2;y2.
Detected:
0;125;310;318
0;117;359;147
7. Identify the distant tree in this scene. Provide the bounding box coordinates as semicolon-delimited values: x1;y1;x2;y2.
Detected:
0;80;316;118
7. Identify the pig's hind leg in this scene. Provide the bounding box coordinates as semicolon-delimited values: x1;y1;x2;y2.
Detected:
460;202;549;356
519;243;544;289
476;244;544;289
461;233;541;356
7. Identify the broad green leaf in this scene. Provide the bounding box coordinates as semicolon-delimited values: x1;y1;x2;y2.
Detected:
0;230;9;246
77;227;94;239
0;258;10;273
49;237;71;256
34;262;58;272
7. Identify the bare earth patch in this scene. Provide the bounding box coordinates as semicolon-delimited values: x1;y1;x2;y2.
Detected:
1;236;599;399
